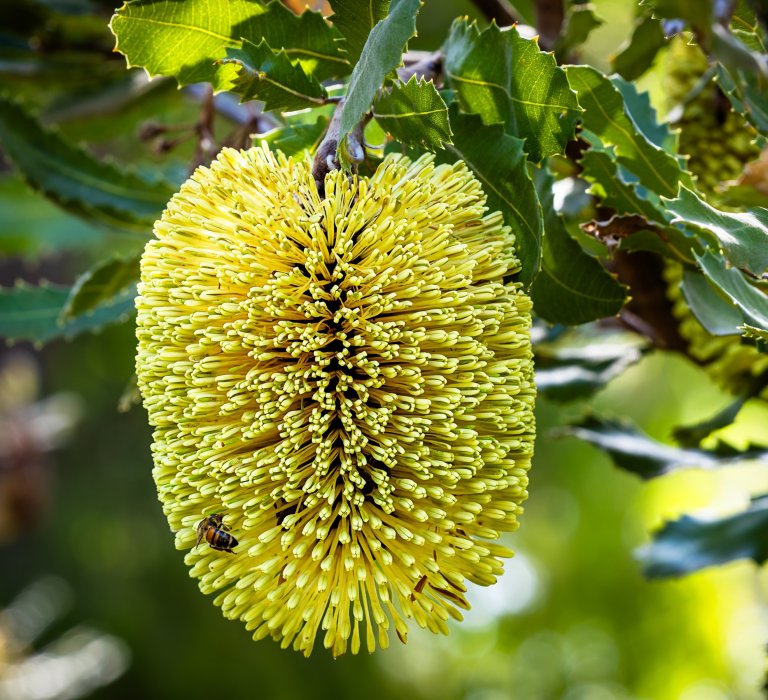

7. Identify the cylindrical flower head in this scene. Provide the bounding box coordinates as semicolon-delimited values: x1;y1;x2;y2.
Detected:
135;145;536;657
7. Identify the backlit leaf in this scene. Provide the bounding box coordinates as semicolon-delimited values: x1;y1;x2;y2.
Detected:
444;20;581;162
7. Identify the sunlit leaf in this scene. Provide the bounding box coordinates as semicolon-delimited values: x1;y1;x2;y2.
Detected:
223;38;328;111
638;495;768;578
566;65;693;198
441;106;542;285
0;94;172;232
0;281;136;345
444;20;581;162
338;0;421;149
372;76;451;150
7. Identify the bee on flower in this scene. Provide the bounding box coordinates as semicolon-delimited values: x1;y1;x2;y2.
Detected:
135;145;536;657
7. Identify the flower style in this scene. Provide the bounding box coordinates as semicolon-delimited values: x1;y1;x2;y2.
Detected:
135;145;536;657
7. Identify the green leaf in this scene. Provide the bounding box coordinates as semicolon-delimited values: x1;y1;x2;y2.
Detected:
638;495;768;578
695;250;768;332
611;76;676;151
329;0;390;64
0;175;145;259
536;332;646;402
530;167;626;324
717;63;768;137
338;0;421;148
640;0;713;32
223;38;327;111
562;414;767;480
556;3;603;59
443;20;581;163
665;186;768;276
110;0;348;91
579;150;666;223
441;107;543;285
372;76;451;150
110;0;264;90
566;65;692;199
226;1;349;81
0;282;136;345
673;394;750;446
0;94;172;232
257;116;329;157
61;254;141;321
611;14;666;81
681;268;744;336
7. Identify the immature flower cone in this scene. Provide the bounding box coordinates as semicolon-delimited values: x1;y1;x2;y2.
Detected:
135;145;536;656
662;39;767;397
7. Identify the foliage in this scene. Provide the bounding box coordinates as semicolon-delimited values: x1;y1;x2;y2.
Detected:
2;0;768;689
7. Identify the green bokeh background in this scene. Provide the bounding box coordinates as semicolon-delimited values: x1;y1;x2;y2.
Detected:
1;1;768;698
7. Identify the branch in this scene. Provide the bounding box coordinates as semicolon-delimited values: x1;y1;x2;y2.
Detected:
397;51;443;85
311;100;366;196
470;0;520;25
533;0;564;52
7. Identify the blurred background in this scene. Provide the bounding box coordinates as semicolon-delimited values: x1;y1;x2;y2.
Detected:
2;0;768;698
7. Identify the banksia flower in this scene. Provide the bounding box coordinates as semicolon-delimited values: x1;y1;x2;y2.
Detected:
135;145;536;656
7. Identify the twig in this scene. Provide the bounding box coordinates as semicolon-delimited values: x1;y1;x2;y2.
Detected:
397;51;443;85
311;100;366;196
470;0;519;25
533;0;565;52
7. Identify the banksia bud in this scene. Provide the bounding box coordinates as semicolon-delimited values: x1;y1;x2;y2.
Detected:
662;39;766;397
135;145;536;656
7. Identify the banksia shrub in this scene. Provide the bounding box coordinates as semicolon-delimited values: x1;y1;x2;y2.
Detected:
135;145;536;656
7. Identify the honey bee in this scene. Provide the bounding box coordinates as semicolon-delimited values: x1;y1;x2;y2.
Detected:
196;513;238;553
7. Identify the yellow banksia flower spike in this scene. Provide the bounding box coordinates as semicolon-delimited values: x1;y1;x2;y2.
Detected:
135;144;536;657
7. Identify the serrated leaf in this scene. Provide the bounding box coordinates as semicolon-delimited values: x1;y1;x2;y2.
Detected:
579;150;666;223
440;106;542;285
641;0;713;32
110;0;265;90
0;94;172;232
742;324;768;343
566;65;692;198
223;38;327;111
372;76;451;150
61;254;141;321
556;3;603;60
0;282;136;345
717;63;768;137
443;20;581;163
338;0;421;148
681;268;744;336
227;1;349;81
110;0;348;91
695;250;768;332
611;14;666;81
611;76;676;151
665;185;768;276
562;414;768;480
257;116;329;157
530;167;626;324
535;333;646;401
638;495;768;578
329;0;390;64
